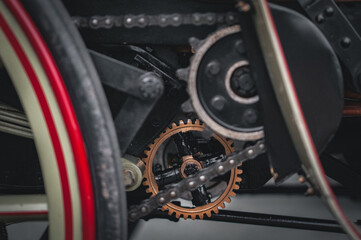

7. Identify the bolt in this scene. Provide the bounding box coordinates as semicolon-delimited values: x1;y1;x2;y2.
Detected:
236;1;251;12
325;6;334;17
243;109;258;125
211;95;226;111
231;67;256;98
305;187;315;196
123;169;136;188
298;176;306;183
206;60;221;76
315;14;325;23
235;40;246;54
341;37;351;48
139;73;164;99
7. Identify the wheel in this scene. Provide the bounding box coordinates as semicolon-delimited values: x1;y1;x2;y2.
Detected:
0;0;127;239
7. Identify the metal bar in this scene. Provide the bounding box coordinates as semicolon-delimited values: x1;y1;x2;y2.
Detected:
0;113;30;127
145;209;361;234
0;195;48;223
0;120;33;138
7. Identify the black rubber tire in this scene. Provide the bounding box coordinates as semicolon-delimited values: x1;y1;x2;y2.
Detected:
18;0;127;239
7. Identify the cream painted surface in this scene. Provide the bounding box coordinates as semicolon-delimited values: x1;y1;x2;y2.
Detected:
0;2;82;239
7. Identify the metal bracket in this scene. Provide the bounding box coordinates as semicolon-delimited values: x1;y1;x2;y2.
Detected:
298;0;361;92
90;50;164;153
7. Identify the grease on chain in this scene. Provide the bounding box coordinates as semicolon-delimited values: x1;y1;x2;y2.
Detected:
128;140;266;222
72;12;240;29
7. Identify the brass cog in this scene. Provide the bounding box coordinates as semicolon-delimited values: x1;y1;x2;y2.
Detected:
143;119;243;220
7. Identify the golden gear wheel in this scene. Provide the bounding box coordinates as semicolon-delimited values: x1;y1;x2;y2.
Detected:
143;119;243;220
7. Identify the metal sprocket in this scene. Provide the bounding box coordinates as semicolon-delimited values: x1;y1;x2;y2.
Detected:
142;119;243;220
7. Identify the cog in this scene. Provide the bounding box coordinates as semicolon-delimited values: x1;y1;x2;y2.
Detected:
142;119;243;220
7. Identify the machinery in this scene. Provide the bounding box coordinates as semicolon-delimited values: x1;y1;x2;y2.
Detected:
0;0;361;239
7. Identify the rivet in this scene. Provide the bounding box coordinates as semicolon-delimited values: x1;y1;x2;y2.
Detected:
259;143;265;149
325;6;334;17
125;17;132;24
199;175;206;182
248;149;254;155
159;197;165;203
105;18;111;25
341;37;351;48
315;14;325;23
229;159;235;165
170;191;177;198
91;19;98;25
141;206;147;213
218;165;224;173
188;181;195;188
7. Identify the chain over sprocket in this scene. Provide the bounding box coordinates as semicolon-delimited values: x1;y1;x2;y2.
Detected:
142;119;243;220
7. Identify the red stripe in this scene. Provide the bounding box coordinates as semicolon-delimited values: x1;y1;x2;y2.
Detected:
0;211;48;216
0;12;73;240
1;1;95;240
264;0;361;237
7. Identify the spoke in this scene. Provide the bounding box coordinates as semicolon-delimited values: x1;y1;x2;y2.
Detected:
0;103;32;139
0;194;47;222
155;167;183;188
172;132;192;157
191;185;211;206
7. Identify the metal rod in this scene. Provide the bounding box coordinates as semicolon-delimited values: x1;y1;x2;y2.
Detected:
0;120;33;139
145;209;360;233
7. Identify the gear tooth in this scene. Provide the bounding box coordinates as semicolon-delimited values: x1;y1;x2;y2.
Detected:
175;212;181;218
183;214;189;220
213;208;219;214
236;177;243;182
205;211;212;217
225;197;231;203
234;184;240;190
187;119;192;124
237;169;244;174
199;214;204;220
220;203;226;209
171;122;177;128
179;120;185;125
230;191;236;197
194;119;200;125
181;99;195;113
189;37;201;50
191;215;196;220
162;205;168;211
176;68;190;81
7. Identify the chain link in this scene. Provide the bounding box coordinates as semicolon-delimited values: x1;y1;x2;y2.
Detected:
128;140;266;221
72;12;240;29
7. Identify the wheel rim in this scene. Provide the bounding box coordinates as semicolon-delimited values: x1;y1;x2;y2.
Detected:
0;1;95;239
